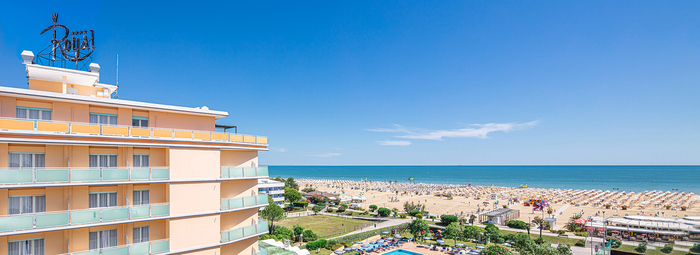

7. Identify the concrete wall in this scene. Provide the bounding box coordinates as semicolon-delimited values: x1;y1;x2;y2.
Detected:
169;215;221;251
220;150;258;167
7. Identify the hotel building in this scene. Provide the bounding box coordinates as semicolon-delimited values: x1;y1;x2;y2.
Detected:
0;51;270;255
256;180;284;208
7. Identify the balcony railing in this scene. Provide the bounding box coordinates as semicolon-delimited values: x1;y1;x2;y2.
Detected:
0;203;169;233
62;239;170;255
221;220;268;242
220;166;268;179
0;117;268;145
0;167;169;186
221;194;269;210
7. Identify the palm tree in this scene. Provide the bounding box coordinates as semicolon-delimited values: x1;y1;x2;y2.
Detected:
526;223;531;235
532;216;546;239
469;215;477;226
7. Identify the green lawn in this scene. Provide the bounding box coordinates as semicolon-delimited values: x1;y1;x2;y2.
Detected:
277;215;374;238
612;244;699;255
499;229;579;246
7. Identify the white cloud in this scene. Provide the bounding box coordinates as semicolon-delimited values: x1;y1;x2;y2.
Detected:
376;140;412;146
367;121;538;141
308;153;341;158
272;148;288;152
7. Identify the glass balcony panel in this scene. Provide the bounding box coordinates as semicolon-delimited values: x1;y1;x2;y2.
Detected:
151;204;169;216
129;242;149;255
229;167;244;178
220;167;229;178
229;197;243;209
102;246;129;255
151;168;169;180
101;207;129;221
243;197;255;207
130;168;150;180
0;215;33;232
0;170;33;184
36;169;69;183
221;200;229;210
257;194;268;205
257;166;269;176
229;228;244;241
102;168;129;181
35;212;69;228
72;169;100;182
130;206;150;219
243;167;256;177
71;210;100;224
72;250;100;255
151;240;169;254
244;225;256;236
258;221;269;234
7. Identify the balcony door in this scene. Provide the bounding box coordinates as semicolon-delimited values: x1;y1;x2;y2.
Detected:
89;155;118;168
89;192;118;208
8;238;44;255
8;153;45;169
89;229;118;250
8;195;45;215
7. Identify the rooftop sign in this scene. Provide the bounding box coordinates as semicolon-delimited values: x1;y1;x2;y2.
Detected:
36;13;95;70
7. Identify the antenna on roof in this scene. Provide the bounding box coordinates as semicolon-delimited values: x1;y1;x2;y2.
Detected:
115;54;119;99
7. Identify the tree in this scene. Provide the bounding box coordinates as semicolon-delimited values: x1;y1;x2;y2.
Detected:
481;245;513;255
463;226;483;240
312;205;322;215
286;177;299;190
293;225;304;242
409;219;430;241
268;195;275;205
403;201;425;213
284;187;302;203
378;207;391;217
546;207;554;217
444;222;463;245
302;229;318;242
469;214;477;225
301;187;315;193
309;194;325;203
369;205;378;211
441;215;459;225
260;204;285;232
532;217;546;239
525;223;531;235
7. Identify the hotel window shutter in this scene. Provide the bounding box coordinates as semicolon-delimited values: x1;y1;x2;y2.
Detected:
34;154;45;168
9;153;20;168
9;197;20;214
33;239;44;255
34;196;45;213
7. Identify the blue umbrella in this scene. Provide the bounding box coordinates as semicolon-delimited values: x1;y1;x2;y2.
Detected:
344;248;352;251
476;245;485;249
394;234;402;238
382;231;390;235
355;241;363;244
385;238;394;241
423;236;431;240
436;240;446;244
456;243;466;247
334;251;343;254
361;244;370;248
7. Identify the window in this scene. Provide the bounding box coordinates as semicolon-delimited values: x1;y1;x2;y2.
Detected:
9;153;45;169
89;192;117;208
89;155;118;168
8;196;45;215
133;190;149;205
89;113;118;125
132;117;148;128
8;238;44;255
133;226;149;243
16;107;51;121
89;229;118;250
132;155;150;168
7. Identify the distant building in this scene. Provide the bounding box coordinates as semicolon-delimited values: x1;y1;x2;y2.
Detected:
259;179;285;207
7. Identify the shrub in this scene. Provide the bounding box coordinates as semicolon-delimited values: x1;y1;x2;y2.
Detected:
377;207;391;217
292;201;309;208
441;215;459;225
690;243;700;253
409;210;421;216
574;240;586;247
481;245;513;255
303;229;318;242
326;208;334;213
636;242;647;253
415;213;423;219
259;234;273;240
337;204;348;212
305;239;327;250
369;205;378;211
609;238;622;249
400;214;407;218
506;220;528;230
309;195;325;203
557;230;566;235
574;232;588;237
660;243;673;253
345;211;353;215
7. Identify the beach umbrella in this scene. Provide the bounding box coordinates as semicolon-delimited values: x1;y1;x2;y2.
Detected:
361;244;370;248
455;243;465;247
334;251;343;254
423;236;432;240
476;246;485;249
382;231;390;235
394;234;402;238
385;237;394;241
343;248;352;251
503;243;511;247
436;240;446;244
355;241;363;244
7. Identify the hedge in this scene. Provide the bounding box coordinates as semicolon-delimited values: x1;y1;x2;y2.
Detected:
440;215;459;225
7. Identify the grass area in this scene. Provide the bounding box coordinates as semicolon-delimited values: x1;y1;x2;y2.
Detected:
307;247;335;255
612;244;699;255
277;215;374;238
499;229;579;246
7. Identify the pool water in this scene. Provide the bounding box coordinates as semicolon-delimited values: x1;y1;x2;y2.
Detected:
382;250;424;255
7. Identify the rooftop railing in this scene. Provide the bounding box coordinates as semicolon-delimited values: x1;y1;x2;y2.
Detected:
221;194;269;210
0;117;268;145
0;167;169;186
0;203;169;233
61;239;170;255
221;220;268;243
220;166;268;179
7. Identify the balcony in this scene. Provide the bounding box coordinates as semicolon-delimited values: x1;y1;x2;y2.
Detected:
0;117;268;145
0;167;169;187
62;239;170;255
220;220;268;243
221;194;268;211
220;166;269;179
0;203;169;233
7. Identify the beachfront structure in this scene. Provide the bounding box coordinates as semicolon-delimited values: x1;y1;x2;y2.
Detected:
0;51;270;255
586;215;700;242
479;208;520;225
258;179;284;207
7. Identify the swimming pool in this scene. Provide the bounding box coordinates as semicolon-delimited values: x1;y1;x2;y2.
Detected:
382;250;424;255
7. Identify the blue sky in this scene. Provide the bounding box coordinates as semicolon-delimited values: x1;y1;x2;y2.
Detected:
1;1;699;165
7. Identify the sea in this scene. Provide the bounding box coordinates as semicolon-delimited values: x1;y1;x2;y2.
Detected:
268;165;700;193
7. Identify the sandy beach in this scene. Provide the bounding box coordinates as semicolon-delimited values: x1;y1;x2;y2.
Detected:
298;179;700;229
